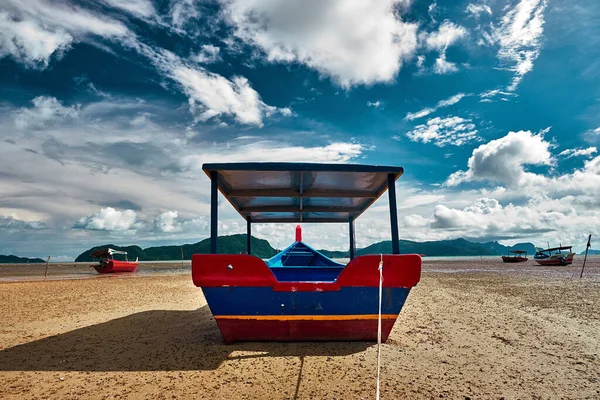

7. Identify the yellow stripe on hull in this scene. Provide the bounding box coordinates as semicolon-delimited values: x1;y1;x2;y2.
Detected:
214;314;398;321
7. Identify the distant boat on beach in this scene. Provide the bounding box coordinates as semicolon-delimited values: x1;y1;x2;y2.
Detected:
501;250;528;263
534;246;575;266
90;248;138;274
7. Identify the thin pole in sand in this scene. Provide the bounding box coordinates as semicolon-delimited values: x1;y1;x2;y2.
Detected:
181;246;184;265
579;234;592;279
44;256;51;278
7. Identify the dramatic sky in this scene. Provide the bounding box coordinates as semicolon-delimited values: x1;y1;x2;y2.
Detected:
1;0;599;259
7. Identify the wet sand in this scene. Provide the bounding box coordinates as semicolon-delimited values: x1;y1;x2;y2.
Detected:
0;258;599;399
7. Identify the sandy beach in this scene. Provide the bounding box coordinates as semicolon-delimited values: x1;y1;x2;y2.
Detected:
0;258;599;399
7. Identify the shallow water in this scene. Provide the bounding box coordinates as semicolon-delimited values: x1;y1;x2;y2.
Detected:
1;255;598;282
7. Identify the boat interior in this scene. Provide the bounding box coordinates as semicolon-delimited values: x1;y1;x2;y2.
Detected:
266;241;345;282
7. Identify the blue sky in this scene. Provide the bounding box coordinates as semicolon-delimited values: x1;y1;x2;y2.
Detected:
1;0;599;259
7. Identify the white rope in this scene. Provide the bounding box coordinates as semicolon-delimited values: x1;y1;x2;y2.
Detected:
376;254;383;400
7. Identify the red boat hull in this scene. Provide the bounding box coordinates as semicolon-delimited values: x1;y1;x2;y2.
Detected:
215;317;397;344
93;260;138;274
535;257;574;266
501;256;528;263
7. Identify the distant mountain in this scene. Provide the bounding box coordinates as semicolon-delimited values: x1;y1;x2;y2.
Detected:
75;234;278;262
321;239;538;258
76;235;540;262
0;255;46;264
579;249;600;255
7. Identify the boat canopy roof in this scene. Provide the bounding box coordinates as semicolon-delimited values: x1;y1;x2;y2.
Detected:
537;246;572;252
509;250;527;254
202;162;404;223
90;248;128;258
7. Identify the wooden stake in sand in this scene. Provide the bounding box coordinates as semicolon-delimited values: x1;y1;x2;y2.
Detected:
181;247;184;265
44;256;51;278
579;234;592;279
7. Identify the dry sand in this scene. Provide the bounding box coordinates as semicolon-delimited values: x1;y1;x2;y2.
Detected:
0;258;599;399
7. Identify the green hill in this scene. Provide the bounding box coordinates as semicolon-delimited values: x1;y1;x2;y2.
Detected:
75;234;278;262
579;249;600;255
76;235;539;262
0;255;46;264
321;239;538;257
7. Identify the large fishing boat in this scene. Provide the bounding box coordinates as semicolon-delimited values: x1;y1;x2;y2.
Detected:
501;250;528;263
192;162;422;344
534;246;575;266
91;248;139;273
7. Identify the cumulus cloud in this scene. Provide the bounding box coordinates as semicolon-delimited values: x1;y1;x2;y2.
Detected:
367;100;383;109
559;147;597;159
0;214;48;230
0;0;129;68
219;0;418;87
169;0;201;29
446;128;552;187
15;96;80;130
404;116;479;147
100;0;157;19
169;65;289;126
492;0;547;91
192;44;221;64
153;211;182;233
405;93;468;121
73;207;142;231
425;21;468;51
0;12;72;68
583;127;600;143
424;20;467;75
465;3;492;18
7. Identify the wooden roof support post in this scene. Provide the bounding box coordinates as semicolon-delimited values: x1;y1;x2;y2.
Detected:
210;170;218;254
349;216;356;260
388;173;400;255
247;216;252;255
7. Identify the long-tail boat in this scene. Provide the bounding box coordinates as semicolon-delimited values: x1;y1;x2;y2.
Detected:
534;246;575;266
501;250;528;263
90;248;139;273
192;162;422;344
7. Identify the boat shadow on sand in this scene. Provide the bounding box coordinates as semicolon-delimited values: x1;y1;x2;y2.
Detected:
0;305;371;372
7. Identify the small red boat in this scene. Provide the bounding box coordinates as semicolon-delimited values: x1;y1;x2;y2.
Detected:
91;248;138;274
501;250;528;263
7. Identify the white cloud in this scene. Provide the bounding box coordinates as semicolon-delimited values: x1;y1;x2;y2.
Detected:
367;100;383;109
74;207;142;231
192;44;221;64
583;127;600;143
219;0;418;87
492;0;547;91
405;92;468;121
479;89;518;102
0;0;130;68
405;116;479;147
170;65;288;126
100;0;157;19
425;20;468;51
169;0;201;29
0;214;47;230
180;141;365;169
446;128;552;187
424;20;467;75
0;12;72;68
559;147;597;159
466;3;492;18
15;96;80;130
433;53;458;74
153;211;182;233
